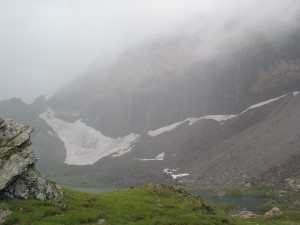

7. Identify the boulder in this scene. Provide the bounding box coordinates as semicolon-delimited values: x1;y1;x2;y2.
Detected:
0;209;12;224
264;207;283;218
244;183;252;188
231;210;257;219
0;118;62;201
285;177;300;192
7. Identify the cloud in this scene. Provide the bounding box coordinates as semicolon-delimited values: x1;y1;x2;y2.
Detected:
0;0;299;102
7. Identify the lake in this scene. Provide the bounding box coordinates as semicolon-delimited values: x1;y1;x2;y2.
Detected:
189;190;264;214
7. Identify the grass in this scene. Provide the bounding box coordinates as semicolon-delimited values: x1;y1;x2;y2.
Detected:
0;184;235;225
1;184;299;225
235;212;300;225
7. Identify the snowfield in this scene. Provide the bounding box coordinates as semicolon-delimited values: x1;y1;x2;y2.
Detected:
148;92;293;137
40;109;140;165
163;168;189;179
137;152;165;161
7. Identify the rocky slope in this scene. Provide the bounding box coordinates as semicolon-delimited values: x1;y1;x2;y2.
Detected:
0;117;62;200
34;91;300;188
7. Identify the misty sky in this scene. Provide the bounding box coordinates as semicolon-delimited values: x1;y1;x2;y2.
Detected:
0;0;299;103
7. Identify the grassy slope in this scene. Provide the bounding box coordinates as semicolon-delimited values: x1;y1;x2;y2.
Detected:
0;184;299;225
1;184;234;225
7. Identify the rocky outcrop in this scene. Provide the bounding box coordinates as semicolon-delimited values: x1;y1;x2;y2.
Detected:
0;117;62;201
0;209;11;224
252;59;300;94
231;210;257;219
264;207;283;218
284;178;300;192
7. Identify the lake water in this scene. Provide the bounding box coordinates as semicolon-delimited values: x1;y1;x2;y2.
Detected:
67;187;264;214
189;190;264;214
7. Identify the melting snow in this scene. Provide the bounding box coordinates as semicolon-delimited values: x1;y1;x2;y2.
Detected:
148;115;236;137
149;92;295;137
40;109;140;165
148;122;182;137
163;168;189;179
171;173;189;179
240;94;287;114
186;115;236;126
137;152;165;161
163;168;179;174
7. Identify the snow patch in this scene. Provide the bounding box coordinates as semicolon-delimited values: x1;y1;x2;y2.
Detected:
186;115;236;126
163;168;189;179
293;91;299;96
240;94;288;114
163;168;179;174
137;152;165;161
148;122;182;137
40;109;140;165
171;173;189;179
149;92;295;137
148;115;236;137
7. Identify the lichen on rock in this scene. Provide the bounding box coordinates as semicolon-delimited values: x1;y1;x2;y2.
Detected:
0;117;62;201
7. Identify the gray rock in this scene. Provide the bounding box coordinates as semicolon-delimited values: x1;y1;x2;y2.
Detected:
264;207;283;218
0;209;12;224
244;183;252;188
231;210;257;219
98;218;105;224
0;117;62;201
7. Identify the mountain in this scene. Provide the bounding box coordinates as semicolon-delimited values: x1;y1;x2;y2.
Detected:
39;91;300;188
1;26;300;189
48;30;300;139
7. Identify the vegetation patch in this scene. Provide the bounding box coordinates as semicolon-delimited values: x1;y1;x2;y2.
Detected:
0;184;235;225
0;184;299;225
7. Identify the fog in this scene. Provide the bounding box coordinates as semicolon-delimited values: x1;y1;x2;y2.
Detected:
0;0;299;103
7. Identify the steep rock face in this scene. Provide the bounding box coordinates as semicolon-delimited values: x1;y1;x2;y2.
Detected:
252;59;300;95
0;98;67;176
0;117;62;201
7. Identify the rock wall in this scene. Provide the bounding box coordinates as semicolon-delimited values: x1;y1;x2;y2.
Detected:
0;117;62;201
252;59;300;94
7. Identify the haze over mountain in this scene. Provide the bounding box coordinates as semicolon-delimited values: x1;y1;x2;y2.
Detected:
1;0;299;102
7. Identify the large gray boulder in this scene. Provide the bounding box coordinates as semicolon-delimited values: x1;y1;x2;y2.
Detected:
0;117;62;201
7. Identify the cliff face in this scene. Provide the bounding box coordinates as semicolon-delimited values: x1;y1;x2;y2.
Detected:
0;117;62;201
252;59;300;95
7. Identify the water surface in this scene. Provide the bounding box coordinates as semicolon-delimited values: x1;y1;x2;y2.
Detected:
190;190;264;214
